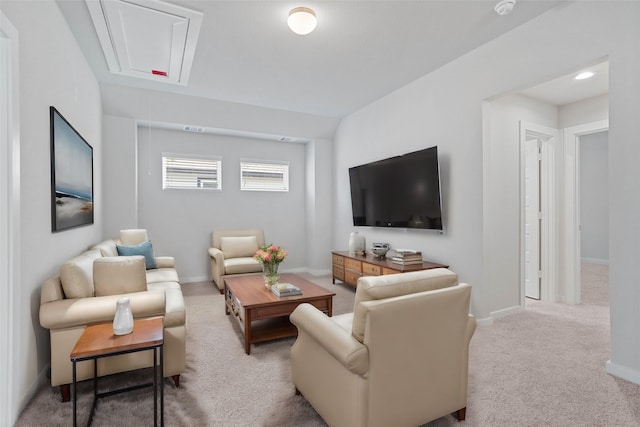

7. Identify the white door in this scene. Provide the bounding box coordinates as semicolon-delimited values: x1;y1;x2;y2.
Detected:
524;138;541;299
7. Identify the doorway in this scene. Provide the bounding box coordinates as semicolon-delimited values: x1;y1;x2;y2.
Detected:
0;11;20;425
561;120;609;304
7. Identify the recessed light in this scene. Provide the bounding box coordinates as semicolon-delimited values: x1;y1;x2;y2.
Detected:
575;71;595;80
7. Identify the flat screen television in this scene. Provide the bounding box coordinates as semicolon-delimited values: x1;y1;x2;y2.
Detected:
348;146;443;230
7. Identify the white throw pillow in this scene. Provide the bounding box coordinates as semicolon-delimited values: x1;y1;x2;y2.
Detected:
220;236;259;259
59;249;102;299
93;256;147;297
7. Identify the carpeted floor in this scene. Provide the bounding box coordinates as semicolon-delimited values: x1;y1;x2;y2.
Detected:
16;265;640;426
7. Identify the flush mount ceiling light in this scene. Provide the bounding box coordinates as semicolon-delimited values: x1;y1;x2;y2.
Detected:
288;7;317;35
575;71;595;80
495;0;516;16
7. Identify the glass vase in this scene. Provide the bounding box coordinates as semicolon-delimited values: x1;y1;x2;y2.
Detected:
262;263;281;289
113;297;134;335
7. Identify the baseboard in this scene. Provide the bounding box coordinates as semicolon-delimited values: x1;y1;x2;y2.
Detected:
304;268;332;276
280;267;307;274
476;317;494;326
490;305;525;320
181;268;333;284
181;275;209;284
16;364;49;424
581;258;609;265
606;360;640;385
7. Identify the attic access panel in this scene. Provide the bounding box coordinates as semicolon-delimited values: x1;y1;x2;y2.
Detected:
86;0;203;85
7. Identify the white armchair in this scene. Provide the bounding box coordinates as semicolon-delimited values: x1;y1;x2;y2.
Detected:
208;229;265;292
290;268;476;427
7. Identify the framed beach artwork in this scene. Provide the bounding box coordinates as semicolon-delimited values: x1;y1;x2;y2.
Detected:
50;107;94;232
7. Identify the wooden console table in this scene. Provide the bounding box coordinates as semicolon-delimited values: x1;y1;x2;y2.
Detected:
331;251;448;287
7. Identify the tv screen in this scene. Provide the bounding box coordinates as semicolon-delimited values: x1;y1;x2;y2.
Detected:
348;146;443;230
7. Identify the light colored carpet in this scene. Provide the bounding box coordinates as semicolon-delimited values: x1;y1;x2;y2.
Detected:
16;266;640;426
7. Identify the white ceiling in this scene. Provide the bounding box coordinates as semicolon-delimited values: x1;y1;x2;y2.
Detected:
520;60;609;106
57;0;592;118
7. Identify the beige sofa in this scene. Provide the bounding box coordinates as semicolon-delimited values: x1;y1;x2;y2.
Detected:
39;229;186;401
208;229;265;292
290;268;476;427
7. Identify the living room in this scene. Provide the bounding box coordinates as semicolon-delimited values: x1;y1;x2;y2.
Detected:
2;0;640;425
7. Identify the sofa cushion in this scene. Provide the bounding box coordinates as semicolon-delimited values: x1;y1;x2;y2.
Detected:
146;268;180;284
220;236;259;259
93;256;147;296
92;240;118;257
117;240;157;270
59;249;102;299
351;268;458;342
224;257;262;274
163;287;186;328
120;229;149;246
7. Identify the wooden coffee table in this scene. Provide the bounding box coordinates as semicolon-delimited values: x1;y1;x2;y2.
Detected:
70;317;164;427
224;273;335;354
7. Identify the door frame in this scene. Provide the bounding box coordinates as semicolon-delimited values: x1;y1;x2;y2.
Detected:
0;11;20;425
520;121;558;305
561;119;609;304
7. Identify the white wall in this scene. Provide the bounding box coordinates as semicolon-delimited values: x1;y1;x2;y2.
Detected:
101;85;339;280
484;94;558;314
560;94;609;128
136;127;307;281
305;139;334;273
0;1;102;423
335;1;640;382
580;131;609;264
103;115;137;238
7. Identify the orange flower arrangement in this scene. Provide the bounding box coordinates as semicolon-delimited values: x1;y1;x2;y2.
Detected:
254;244;287;278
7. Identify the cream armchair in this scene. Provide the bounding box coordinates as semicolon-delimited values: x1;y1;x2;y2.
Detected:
290;268;476;427
208;229;265;292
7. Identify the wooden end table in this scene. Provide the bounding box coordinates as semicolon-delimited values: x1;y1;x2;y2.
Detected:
70;317;164;427
224;273;335;355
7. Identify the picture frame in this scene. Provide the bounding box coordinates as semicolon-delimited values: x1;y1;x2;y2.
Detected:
50;106;94;232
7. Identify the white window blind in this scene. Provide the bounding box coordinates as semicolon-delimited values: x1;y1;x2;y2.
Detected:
162;154;222;190
240;160;289;192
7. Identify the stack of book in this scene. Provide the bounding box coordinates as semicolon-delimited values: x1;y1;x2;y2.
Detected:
391;250;424;265
271;283;303;297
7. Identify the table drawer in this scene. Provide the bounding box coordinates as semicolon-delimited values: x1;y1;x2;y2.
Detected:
362;262;381;276
333;266;345;281
345;270;361;286
344;258;361;271
308;298;330;313
382;267;400;275
332;254;344;266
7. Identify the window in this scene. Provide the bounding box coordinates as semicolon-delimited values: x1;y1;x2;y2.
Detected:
162;153;222;190
240;160;289;192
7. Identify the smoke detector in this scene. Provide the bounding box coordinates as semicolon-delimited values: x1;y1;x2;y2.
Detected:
495;0;516;15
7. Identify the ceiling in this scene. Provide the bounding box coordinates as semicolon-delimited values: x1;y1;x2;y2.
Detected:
57;0;597;119
520;60;608;106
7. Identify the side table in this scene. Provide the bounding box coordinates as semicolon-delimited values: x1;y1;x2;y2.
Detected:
70;317;164;427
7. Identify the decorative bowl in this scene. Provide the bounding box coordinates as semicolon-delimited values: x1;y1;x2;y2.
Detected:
371;243;390;258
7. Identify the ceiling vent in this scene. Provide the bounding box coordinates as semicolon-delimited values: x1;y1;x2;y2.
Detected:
86;0;203;86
